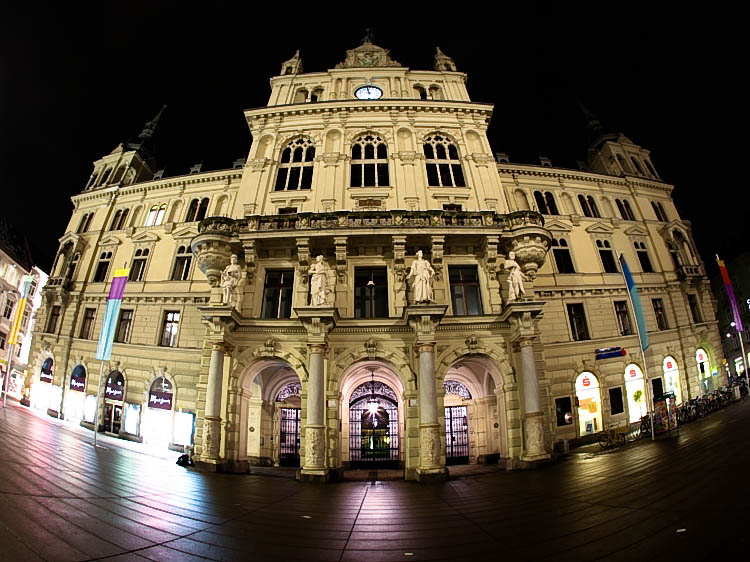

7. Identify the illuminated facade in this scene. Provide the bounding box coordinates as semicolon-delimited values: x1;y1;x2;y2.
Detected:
28;41;723;480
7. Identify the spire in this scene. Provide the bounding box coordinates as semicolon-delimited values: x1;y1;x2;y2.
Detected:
126;105;165;159
434;47;457;72
577;99;615;149
280;50;303;75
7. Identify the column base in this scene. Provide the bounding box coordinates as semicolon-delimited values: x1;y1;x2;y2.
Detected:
416;467;448;483
193;458;250;473
297;468;331;483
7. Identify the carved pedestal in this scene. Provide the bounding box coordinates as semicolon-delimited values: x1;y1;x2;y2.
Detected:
521;411;549;462
202;416;222;461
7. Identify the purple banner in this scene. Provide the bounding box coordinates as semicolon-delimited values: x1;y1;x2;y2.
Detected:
108;275;128;300
148;390;173;410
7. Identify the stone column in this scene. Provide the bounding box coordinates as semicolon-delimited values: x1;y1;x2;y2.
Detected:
303;343;327;476
418;342;442;473
518;337;547;461
202;342;231;463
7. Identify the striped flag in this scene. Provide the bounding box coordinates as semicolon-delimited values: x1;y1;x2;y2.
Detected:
95;268;129;360
8;275;34;345
618;253;649;351
717;255;743;331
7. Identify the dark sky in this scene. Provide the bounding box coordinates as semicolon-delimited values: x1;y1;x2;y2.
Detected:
1;5;745;274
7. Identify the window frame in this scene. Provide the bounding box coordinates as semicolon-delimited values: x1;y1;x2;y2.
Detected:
47;305;61;333
171;245;193;281
129;248;151;282
551;238;575;274
596;239;619;273
634;241;654;273
353;267;389;319
79;307;97;339
261;269;295;319
351;134;389;188
159;310;181;347
567;302;591;341
687;293;703;324
114;309;134;343
422;134;465;188
652;298;669;330
93;251;113;283
448;265;483;316
275;138;316;191
614;300;634;336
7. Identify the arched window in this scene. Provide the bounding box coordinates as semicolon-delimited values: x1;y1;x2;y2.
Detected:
634;241;653;272
93;251;113;282
533;191;559;215
185;199;200;222
663;356;682;405
575;372;602;435
645;160;657;176
148;376;174;410
171;245;193;281
615;154;629;174
578;194;593;217
587;196;600;218
428;85;442;100
351;134;389;187
86;172;99;188
144;204;167;226
596;239;618;273
275;138;315;191
630;156;645;175
622;200;636;220
109;210;122;231
196;198;209;221
65;252;80;282
99;168;113;185
514;189;530;210
112;165;127;183
696;348;713;392
443;380;472;399
293;88;308;103
423;135;465;187
129;248;150;282
551;238;575;273
76;213;91;234
624;364;647;423
414;85;427;99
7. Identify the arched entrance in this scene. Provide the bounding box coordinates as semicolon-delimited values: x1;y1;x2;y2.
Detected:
276;382;301;467
575;372;602;435
443;380;471;465
31;357;54;413
349;375;399;468
104;370;126;435
696;348;712;394
663;356;683;405
142;375;174;449
624;363;648;423
65;365;87;422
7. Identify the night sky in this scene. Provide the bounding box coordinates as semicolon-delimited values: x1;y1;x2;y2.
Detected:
2;6;745;274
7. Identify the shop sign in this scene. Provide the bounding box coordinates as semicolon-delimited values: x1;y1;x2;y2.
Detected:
40;371;53;384
595;347;627;360
105;383;124;400
149;390;173;410
70;372;86;392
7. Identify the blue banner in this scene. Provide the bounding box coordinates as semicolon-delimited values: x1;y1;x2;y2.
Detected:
619;254;649;351
95;299;122;361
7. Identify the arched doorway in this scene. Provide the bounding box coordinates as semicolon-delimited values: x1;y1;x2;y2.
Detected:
104;370;126;435
696;348;712;394
443;380;471;465
65;365;87;422
31;357;54;412
276;382;301;467
663;356;683;405
624;363;648;423
349;374;399;468
142;375;174;449
575;372;602;435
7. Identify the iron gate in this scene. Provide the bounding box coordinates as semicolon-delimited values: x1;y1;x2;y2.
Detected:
349;399;399;467
279;407;300;467
445;405;469;465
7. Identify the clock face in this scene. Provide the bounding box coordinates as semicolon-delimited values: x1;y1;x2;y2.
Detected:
355;85;383;100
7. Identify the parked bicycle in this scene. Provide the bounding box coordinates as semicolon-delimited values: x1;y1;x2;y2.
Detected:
598;426;628;448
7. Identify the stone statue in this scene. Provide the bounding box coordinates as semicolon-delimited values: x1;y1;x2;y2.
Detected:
221;254;242;307
407;250;435;304
309;255;331;307
505;251;528;302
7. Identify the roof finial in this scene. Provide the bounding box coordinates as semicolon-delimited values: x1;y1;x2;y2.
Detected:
362;28;374;45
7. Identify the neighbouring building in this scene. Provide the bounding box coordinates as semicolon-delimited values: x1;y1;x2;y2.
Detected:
28;41;723;480
711;252;750;381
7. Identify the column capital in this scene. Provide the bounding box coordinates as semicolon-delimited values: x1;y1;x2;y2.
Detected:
211;341;234;354
416;342;435;354
308;343;327;355
499;300;546;343
405;303;448;344
295;307;339;345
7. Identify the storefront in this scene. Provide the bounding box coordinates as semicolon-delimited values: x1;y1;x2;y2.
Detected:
575;371;602;435
142;376;174;449
663;356;683;405
624;363;648;423
103;371;126;435
696;348;713;394
31;357;54;413
64;365;87;421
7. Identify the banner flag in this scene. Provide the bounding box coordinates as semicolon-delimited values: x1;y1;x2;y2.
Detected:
95;268;129;361
618;254;649;351
717;256;743;332
8;275;34;345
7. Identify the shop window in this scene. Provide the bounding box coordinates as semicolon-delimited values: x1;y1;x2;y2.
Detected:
351;134;389;187
47;305;61;333
79;307;96;339
634;241;654;272
423;135;465;187
533;190;559;215
114;309;133;343
275;138;315;191
354;267;388;318
575;372;602;435
652;298;669;330
687;294;703;323
551;238;575;273
609;387;624;415
93;251;113;282
596;240;618;273
171;246;193;281
567;303;590;341
159;311;180;347
70;365;86;392
555;397;573;426
448;266;482;315
624;364;648;423
614;300;633;336
262;270;294;319
129;248;150;282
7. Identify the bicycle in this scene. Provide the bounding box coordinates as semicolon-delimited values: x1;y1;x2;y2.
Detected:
598;427;628;448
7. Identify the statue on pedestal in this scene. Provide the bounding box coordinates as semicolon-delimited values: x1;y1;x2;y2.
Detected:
309;255;331;307
221;254;243;308
505;251;528;302
407;250;435;304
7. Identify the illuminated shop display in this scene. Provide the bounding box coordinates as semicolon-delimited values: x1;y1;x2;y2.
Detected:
696;348;713;393
173;411;195;446
143;376;174;448
624;363;647;424
123;403;141;436
83;394;97;423
662;356;683;405
575;372;602;435
65;365;87;421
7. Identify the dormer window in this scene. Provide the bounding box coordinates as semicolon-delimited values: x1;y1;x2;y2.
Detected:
275;138;315;191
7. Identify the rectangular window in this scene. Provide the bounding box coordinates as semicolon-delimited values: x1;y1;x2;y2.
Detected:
614;301;633;336
93;256;111;282
129;254;148;282
0;331;6;350
687;294;703;323
114;309;133;343
21;308;30;330
159;311;180;347
609;387;624;415
567;303;590;341
449;266;482;315
79;308;96;339
555;397;573;426
552;241;575;273
47;305;61;333
354;267;388;318
2;298;15;319
636;246;654;273
171;248;192;281
262;270;294;319
652;298;668;330
599;247;618;273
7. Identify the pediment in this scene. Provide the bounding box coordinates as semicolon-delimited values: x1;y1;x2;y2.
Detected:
585;222;615;234
99;235;122;247
172;226;199;240
131;231;161;243
659;220;689;237
543;219;572;233
624;225;649;237
58;232;82;247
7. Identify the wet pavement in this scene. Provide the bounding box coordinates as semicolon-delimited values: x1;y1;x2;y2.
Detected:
1;400;748;561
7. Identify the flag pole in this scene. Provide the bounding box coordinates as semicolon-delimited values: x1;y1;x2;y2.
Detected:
2;344;14;408
618;252;655;440
92;361;106;448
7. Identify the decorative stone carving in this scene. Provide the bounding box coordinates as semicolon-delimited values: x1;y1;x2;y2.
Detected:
419;424;441;469
334;236;347;281
364;338;378;359
504;251;529;302
483;235;499;276
191;232;233;287
309;255;332;307
296;238;310;285
243;240;256;284
523;412;548;460
465;334;479;353
430;236;444;281
304;425;326;468
220;254;243;308
263;337;277;356
335;41;402;69
407;250;435;304
202;416;222;460
392;236;406;282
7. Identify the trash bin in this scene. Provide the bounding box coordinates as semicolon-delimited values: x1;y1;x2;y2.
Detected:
733;386;741;400
556;439;569;454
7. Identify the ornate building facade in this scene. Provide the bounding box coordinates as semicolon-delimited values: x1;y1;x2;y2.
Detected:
28;42;723;481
